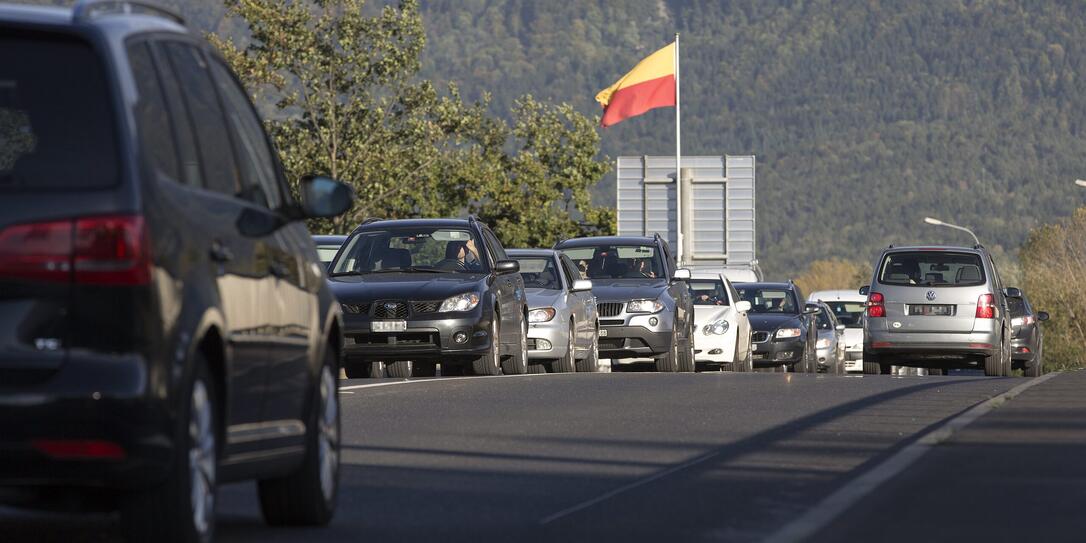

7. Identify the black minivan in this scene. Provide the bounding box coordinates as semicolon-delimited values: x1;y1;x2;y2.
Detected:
0;2;352;541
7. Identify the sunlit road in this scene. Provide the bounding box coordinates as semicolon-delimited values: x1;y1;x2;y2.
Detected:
13;369;1082;542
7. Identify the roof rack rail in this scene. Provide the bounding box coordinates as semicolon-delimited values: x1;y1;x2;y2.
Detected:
360;217;383;225
72;0;185;25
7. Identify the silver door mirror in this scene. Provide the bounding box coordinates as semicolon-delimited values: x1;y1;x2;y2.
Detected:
836;324;846;332
571;279;593;292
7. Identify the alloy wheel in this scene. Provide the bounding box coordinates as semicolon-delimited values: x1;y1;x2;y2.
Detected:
189;380;216;538
317;366;339;501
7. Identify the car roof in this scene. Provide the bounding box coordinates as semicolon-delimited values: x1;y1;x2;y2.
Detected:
507;249;557;258
0;2;190;37
882;245;984;254
353;218;472;232
734;282;794;289
688;271;725;281
312;235;348;244
556;236;656;248
808;289;866;302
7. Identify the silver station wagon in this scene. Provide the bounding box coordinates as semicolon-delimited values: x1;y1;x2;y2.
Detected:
861;245;1017;376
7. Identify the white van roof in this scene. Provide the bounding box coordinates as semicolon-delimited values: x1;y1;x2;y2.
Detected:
808;289;867;302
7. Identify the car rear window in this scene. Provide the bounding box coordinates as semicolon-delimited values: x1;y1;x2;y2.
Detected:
877;251;986;287
0;33;118;190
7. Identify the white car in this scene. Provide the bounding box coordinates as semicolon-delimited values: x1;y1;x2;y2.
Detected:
687;272;753;371
808;290;867;372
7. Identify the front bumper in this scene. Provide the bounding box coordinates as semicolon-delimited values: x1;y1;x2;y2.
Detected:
750;338;804;367
527;319;570;360
0;353;172;494
694;330;737;364
844;349;864;372
342;307;495;363
597;306;675;360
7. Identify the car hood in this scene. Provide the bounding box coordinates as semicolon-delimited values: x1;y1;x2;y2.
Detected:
525;288;564;309
589;279;669;302
692;305;735;326
747;313;804;331
327;273;487;303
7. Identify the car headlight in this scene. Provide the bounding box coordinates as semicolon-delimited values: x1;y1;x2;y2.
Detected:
702;319;730;335
529;307;556;322
775;327;802;339
816;338;831;349
627;299;664;313
439;292;480;312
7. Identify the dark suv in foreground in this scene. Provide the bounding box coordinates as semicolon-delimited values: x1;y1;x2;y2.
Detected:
0;2;352;541
328;218;529;378
555;235;694;372
734;282;820;371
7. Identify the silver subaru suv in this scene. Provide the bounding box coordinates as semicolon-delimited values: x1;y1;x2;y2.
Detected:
861;245;1017;376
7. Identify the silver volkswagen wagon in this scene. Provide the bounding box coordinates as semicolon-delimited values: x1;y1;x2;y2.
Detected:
861;245;1017;376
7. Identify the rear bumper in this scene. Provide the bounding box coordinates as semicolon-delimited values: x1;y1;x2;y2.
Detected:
0;353;172;493
865;329;999;359
1010;338;1036;361
750;338;804;367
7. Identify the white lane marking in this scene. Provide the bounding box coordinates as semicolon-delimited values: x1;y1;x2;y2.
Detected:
339;372;550;391
540;449;722;525
763;371;1061;543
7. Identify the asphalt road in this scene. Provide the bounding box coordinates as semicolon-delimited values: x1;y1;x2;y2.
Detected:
5;370;1080;542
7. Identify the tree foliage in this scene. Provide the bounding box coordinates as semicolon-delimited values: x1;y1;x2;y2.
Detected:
794;258;871;298
1018;207;1086;370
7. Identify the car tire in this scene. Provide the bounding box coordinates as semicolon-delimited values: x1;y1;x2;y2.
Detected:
473;317;503;376
983;348;1002;376
552;322;577;373
387;361;412;378
120;353;217;543
258;348;339;526
655;328;681;372
501;315;529;375
862;350;879;375
413;361;437;377
678;332;696;373
528;364;548;374
1000;333;1014;377
1026;341;1043;377
576;324;600;373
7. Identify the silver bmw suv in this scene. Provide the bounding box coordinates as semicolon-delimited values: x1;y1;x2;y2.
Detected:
861;245;1017;376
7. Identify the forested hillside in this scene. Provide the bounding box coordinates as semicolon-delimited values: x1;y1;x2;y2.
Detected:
20;0;1086;277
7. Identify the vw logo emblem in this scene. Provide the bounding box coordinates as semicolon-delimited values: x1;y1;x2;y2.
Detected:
926;290;937;301
384;302;400;311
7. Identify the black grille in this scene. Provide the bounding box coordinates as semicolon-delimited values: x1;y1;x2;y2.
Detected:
599;319;624;326
348;332;437;348
526;338;538;350
599;337;625;349
411;301;442;314
373;300;408;319
752;331;771;343
598;302;624;317
342;303;371;315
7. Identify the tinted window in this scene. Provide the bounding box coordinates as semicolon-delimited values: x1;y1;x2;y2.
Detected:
332;227;485;274
561;245;666;280
687;279;730;306
151;42;202;187
816;308;834;330
736;287;799;314
560;254;583;283
128;42;179;181
209;59;281;208
0;35;117;190
483;229;506;262
162;42;240;196
1007;296;1028;318
878;251;986;287
514;257;561;290
826;301;865;327
316;245;340;265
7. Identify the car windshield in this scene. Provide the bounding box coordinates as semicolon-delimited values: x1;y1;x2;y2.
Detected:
560;245;665;280
316;245;341;265
815;308;834;330
737;287;798;314
825;301;866;327
687;279;730;306
878;251;986;286
0;36;118;190
514;256;561;290
331;227;484;274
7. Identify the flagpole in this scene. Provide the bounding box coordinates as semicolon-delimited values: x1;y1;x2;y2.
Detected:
674;32;683;266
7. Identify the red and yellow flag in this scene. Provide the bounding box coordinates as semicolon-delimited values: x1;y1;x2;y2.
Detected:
595;42;676;127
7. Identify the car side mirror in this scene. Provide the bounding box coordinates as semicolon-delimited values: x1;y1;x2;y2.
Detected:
493;260;519;275
1037;311;1050;322
672;268;691;282
1003;287;1022;298
859;285;870;296
735;301;752;313
836;324;847;332
803;304;821;315
570;279;593;292
299;176;353;218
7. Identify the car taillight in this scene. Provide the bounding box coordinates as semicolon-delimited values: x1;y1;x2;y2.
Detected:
867;292;885;318
975;293;995;319
0;215;149;285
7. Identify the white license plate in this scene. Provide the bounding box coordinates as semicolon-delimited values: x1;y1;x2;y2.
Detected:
371;320;407;332
599;329;608;337
751;343;758;351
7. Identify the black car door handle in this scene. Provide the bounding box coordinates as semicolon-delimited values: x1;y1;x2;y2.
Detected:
209;242;234;263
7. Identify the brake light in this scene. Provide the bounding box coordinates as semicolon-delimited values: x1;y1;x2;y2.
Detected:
0;215;150;285
867;292;885;318
32;439;126;460
975;293;995;319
